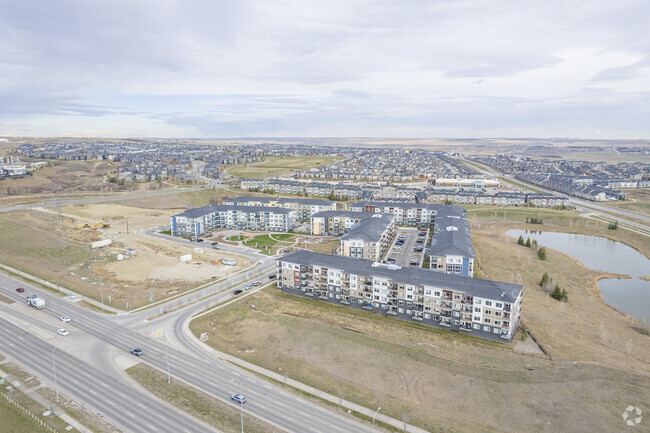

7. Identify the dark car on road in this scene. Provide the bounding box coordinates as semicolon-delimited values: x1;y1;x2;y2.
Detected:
16;287;24;293
268;274;277;279
234;289;243;295
131;348;143;356
211;242;218;246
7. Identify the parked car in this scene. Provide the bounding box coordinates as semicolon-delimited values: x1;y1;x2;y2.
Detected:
268;274;277;279
196;239;205;243
234;289;243;295
57;329;69;336
212;246;220;250
16;287;24;293
395;241;403;246
409;260;419;266
211;241;218;246
414;246;423;252
190;238;196;242
386;258;396;263
60;316;71;323
231;394;247;404
131;348;143;356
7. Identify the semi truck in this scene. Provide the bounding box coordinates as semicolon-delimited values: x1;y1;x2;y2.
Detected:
26;295;45;309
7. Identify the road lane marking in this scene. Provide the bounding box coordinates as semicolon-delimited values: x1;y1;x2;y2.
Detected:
70;379;79;385
245;378;255;383
106;400;114;406
281;415;292;421
138;403;147;409
309;428;323;433
232;372;240;376
127;412;135;418
89;390;97;395
147;424;157;431
101;382;108;388
119;392;126;398
329;424;342;431
263;385;272;389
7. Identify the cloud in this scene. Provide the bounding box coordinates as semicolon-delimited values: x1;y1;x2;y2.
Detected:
0;0;648;138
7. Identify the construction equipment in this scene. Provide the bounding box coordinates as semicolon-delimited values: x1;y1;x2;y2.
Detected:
76;223;91;229
94;222;110;229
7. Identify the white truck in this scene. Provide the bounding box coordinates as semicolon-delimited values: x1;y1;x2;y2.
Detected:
26;295;45;309
222;258;237;266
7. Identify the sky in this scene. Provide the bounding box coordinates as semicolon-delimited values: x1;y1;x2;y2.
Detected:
1;0;649;139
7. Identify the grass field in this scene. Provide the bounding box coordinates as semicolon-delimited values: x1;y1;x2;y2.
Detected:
126;363;285;433
243;233;295;255
225;156;342;179
190;207;650;433
600;187;650;217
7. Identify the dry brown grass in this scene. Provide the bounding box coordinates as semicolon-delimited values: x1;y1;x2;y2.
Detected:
189;207;650;433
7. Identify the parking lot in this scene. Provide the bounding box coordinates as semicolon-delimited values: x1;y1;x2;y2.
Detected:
386;227;429;267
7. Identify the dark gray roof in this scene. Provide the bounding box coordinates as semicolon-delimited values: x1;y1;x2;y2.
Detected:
351;201;443;211
226;196;334;206
176;204;293;218
312;210;383;219
279;250;521;303
341;214;394;242
429;217;475;258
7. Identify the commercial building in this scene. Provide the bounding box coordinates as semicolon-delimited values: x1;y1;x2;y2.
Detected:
223;197;335;221
277;250;522;341
427;206;475;277
171;205;296;236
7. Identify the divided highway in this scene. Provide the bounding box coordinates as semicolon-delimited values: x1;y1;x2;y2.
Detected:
0;271;378;433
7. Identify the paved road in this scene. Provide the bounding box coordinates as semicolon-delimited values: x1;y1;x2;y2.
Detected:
0;303;216;433
0;272;379;433
460;157;650;232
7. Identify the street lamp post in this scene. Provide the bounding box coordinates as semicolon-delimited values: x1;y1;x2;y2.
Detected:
239;379;244;433
164;328;171;384
372;406;381;432
51;346;59;403
99;275;104;305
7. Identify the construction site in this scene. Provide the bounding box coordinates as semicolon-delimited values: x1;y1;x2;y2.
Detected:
0;203;251;309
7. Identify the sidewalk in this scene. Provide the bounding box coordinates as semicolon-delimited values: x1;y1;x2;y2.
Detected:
183;319;430;433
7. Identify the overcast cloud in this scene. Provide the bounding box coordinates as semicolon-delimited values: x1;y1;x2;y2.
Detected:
0;0;648;138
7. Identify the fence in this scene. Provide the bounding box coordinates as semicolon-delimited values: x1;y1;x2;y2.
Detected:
2;392;59;433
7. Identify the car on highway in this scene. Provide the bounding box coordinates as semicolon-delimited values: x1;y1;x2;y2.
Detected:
251;281;261;287
16;287;24;293
196;239;205;243
57;329;69;336
231;394;247;404
131;348;143;356
60;316;71;323
212;246;220;250
234;289;243;295
211;241;218;246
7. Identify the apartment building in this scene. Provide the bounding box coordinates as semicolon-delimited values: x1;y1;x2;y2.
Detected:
349;201;440;226
277;250;522;341
340;214;395;262
223;196;336;221
311;211;382;236
428;206;475;277
171;205;296;236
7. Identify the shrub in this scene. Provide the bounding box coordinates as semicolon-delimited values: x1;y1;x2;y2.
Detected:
538;247;547;260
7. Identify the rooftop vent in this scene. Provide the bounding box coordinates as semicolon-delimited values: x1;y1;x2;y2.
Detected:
501;292;505;298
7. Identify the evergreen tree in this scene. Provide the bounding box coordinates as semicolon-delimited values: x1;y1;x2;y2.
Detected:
561;289;569;303
525;237;531;247
551;285;560;300
539;272;549;287
517;235;524;246
538;247;547;260
526;216;529;223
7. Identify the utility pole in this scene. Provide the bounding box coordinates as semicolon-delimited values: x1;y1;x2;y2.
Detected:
125;216;129;234
99;275;104;305
164;328;171;384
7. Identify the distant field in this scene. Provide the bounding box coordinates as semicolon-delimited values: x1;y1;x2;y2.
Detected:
226;155;342;179
600;187;650;217
190;207;650;433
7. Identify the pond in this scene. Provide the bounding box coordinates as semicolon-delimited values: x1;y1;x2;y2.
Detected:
506;230;649;324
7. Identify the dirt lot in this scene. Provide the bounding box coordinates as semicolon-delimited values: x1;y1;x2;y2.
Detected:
190;207;650;433
225;155;342;179
0;160;167;199
0;204;252;309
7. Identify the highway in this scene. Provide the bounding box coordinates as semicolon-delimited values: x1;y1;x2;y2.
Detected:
0;270;380;433
460;157;650;232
